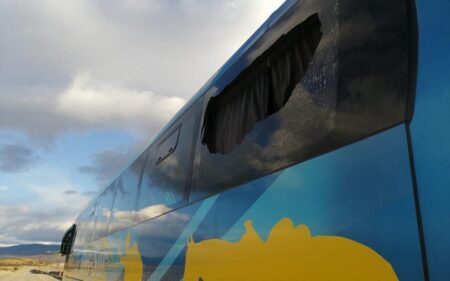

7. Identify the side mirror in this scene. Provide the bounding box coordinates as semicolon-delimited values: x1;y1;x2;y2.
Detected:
60;224;76;256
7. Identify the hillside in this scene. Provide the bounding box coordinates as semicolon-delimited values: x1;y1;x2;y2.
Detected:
0;244;59;257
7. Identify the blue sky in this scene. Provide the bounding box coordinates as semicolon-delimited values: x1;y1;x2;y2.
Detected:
0;0;284;246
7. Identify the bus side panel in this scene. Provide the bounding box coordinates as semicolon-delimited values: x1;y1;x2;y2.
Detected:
131;125;423;281
410;0;450;279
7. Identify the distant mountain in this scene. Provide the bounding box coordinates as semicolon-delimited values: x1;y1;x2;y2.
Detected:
0;244;60;256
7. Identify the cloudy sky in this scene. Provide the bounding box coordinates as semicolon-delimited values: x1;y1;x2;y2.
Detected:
0;0;285;246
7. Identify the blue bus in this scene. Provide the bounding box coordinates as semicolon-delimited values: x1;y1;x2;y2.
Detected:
60;0;450;280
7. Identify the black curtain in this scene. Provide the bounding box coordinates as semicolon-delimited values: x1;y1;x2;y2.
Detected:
202;13;322;154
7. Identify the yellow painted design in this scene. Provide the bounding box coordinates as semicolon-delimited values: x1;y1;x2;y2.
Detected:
120;233;143;281
184;218;399;281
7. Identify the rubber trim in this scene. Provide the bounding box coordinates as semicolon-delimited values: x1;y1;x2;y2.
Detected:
406;124;430;281
405;0;419;122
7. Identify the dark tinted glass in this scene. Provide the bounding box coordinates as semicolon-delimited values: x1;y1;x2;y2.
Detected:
157;127;181;164
191;0;411;201
81;200;99;244
73;208;91;246
336;0;410;137
108;154;146;234
68;209;90;274
91;183;117;241
136;99;201;223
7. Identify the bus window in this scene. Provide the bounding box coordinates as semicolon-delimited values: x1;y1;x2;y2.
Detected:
135;99;201;223
91;182;117;241
191;10;337;201
191;0;411;201
82;200;99;244
108;155;146;234
72;209;90;247
156;127;180;164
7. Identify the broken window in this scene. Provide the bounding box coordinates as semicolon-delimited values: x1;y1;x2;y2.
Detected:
201;14;322;154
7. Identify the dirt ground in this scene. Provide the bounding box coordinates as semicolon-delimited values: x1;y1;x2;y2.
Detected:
0;266;62;281
0;255;64;281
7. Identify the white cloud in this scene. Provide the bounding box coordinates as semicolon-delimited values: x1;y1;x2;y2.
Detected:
0;76;185;145
0;185;9;191
57;73;186;135
0;243;18;247
0;205;75;244
0;0;284;143
0;165;94;245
